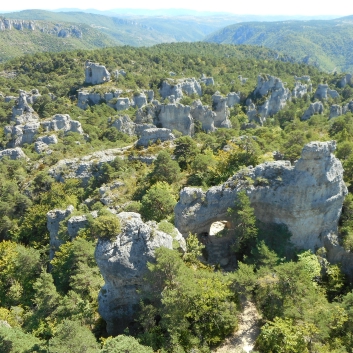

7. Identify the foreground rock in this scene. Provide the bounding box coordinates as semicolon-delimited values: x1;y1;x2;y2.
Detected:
175;141;347;257
95;212;186;335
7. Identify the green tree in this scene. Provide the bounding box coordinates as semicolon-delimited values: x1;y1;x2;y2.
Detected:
150;150;181;185
48;319;99;353
141;182;177;222
228;190;258;255
174;136;199;170
101;335;153;353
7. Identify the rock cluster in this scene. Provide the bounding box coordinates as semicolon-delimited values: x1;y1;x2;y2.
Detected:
136;128;175;147
190;100;216;132
247;75;290;125
48;146;131;184
301;101;324;121
292;82;308;98
175;141;347;253
159;78;202;100
200;74;214;86
329;101;353;119
212;92;232;128
42;114;84;135
0;147;27;160
95;212;186;335
338;74;352;88
314;84;339;100
84;61;111;85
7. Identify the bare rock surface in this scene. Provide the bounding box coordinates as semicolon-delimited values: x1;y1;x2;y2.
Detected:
48;146;132;184
95;212;186;335
301;101;324;121
84;61;110;85
136;128;175;147
175;141;347;252
190;100;216;132
42;114;84;135
0;147;27;160
212;92;232;128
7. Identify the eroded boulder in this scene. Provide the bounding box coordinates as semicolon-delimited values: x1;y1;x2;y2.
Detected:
136;128;175;147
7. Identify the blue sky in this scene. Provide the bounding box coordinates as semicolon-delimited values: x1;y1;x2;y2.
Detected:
0;0;351;16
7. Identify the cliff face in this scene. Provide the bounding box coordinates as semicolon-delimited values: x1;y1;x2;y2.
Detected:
175;141;347;252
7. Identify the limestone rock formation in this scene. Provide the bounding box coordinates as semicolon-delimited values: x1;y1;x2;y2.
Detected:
34;135;58;154
247;75;290;125
95;212;186;335
301;101;324;121
47;205;74;259
4;122;40;147
294;75;311;82
155;103;194;135
42;114;84;135
112;116;136;136
132;92;147;108
227;92;241;107
175;141;347;253
48;146;131;185
329;105;343;119
212;92;232;128
136;128;175;147
84;61;110;85
190;100;216;133
111;97;132;111
0;147;27;160
12;90;34;119
292;82;307;98
160;78;201;100
200;74;214;86
338;74;352;88
314;84;339;100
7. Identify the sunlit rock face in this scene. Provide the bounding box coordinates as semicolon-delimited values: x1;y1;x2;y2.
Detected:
175;141;347;252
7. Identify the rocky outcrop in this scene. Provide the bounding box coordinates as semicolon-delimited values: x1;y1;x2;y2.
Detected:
12;90;34;119
132;93;147;108
227;92;241;107
0;19;35;31
136;128;175;147
301;101;324;121
47;205;74;259
160;78;201;100
175;141;347;253
34;135;58;154
292;82;307;98
190;100;216;133
294;75;311;82
247;75;290;125
42;114;84;135
329;105;342;119
212;92;232;128
238;75;248;84
155;103;194;136
4;122;40;147
338;74;352;88
95;212;186;335
112;116;136;136
200;74;214;86
0;147;27;160
48;146;131;185
84;61;110;85
314;84;339;100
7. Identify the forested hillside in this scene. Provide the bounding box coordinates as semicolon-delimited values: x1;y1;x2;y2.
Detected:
0;42;353;352
205;17;353;72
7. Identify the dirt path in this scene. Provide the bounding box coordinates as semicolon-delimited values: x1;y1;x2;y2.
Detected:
213;296;261;353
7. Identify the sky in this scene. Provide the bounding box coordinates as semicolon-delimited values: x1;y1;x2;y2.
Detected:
0;0;352;16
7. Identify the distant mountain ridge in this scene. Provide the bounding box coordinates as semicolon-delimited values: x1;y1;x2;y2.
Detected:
204;17;353;72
